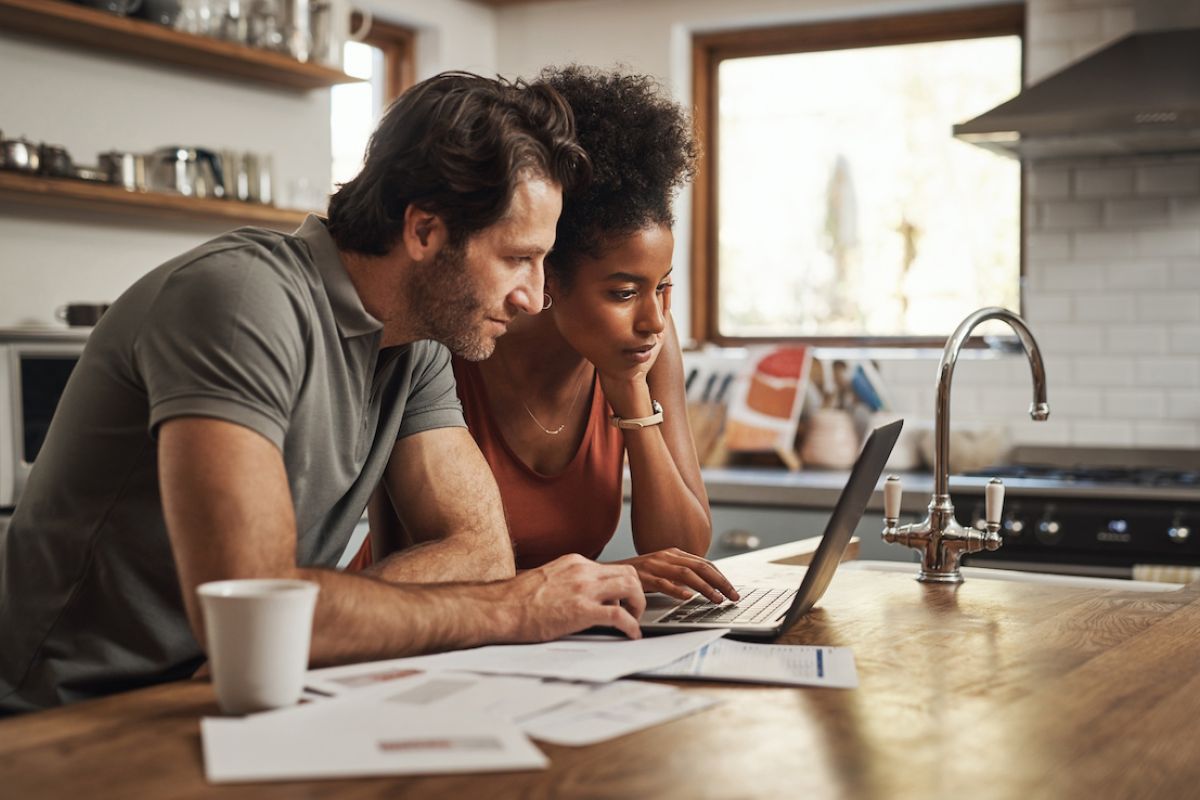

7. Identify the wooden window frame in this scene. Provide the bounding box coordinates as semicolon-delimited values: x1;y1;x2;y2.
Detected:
352;12;416;101
690;4;1026;347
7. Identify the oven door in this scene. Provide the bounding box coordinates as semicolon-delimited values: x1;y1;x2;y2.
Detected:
1;343;83;509
961;494;1200;579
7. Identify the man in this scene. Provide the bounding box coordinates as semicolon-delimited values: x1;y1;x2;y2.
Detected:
0;72;645;714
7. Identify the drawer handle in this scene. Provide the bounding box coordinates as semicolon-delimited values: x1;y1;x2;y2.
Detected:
719;530;761;552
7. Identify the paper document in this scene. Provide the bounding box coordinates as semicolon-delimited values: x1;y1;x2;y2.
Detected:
639;639;858;689
519;680;720;747
305;669;592;722
306;629;728;686
202;677;547;783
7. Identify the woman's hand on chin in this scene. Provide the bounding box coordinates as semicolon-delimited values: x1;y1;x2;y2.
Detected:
613;548;739;605
596;335;664;417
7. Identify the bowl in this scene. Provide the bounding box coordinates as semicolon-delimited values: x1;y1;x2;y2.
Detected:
917;424;1009;474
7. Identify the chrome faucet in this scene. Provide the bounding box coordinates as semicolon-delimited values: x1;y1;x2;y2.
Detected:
882;307;1050;583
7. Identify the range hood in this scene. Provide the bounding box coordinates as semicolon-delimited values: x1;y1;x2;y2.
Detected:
955;26;1200;160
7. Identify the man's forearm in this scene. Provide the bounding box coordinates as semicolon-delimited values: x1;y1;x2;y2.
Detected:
299;566;520;666
364;533;515;583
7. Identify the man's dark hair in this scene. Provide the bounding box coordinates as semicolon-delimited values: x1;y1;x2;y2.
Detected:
327;71;590;255
540;65;698;289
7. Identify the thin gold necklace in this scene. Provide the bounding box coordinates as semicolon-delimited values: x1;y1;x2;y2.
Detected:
498;350;591;436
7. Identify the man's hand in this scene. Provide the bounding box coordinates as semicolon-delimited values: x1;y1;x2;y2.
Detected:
508;555;646;640
614;548;739;604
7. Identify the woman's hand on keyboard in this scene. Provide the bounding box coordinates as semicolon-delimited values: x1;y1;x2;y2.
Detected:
613;548;740;604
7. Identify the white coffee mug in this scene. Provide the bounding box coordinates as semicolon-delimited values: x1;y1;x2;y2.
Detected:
197;578;319;715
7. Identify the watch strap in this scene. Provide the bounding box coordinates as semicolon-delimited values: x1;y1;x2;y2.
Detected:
610;400;664;429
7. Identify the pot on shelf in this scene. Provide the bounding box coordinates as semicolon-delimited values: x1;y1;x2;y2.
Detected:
145;146;225;199
99;151;148;191
0;137;41;173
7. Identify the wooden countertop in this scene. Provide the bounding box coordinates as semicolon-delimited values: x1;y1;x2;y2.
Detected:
3;558;1200;798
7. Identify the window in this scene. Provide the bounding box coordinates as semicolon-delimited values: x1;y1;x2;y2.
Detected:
330;15;415;190
692;6;1024;344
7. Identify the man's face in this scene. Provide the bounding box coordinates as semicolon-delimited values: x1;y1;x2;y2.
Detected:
410;176;562;361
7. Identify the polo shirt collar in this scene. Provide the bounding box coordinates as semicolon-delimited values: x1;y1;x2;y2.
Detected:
296;214;383;339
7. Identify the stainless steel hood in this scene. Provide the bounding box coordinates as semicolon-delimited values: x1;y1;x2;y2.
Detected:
954;27;1200;160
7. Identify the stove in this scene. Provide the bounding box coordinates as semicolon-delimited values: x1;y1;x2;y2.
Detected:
955;449;1199;579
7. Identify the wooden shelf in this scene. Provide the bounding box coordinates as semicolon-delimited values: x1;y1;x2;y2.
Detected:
0;0;360;91
0;170;311;231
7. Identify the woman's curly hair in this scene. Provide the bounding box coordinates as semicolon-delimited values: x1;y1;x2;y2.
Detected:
541;65;698;289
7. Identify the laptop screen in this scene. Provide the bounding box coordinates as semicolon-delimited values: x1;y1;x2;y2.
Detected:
775;419;903;631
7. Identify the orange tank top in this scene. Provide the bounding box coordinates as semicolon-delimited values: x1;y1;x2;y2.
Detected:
452;357;624;569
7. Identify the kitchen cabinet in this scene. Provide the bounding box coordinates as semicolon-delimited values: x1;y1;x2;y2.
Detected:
0;0;359;91
601;499;919;563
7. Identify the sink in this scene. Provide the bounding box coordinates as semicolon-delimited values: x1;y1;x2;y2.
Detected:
841;559;1185;592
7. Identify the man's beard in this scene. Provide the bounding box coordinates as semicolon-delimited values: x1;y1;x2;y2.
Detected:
408;240;496;361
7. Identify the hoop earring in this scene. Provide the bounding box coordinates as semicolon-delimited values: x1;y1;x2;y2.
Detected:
543;293;554;310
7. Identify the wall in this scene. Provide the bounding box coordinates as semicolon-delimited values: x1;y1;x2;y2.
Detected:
493;0;1200;449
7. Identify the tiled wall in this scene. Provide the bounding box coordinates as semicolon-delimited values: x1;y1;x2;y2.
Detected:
873;0;1200;450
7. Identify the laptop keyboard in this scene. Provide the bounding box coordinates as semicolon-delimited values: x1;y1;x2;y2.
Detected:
659;587;796;625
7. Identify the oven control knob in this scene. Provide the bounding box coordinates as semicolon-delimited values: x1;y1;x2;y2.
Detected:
1036;519;1063;544
1168;525;1190;543
1002;514;1024;537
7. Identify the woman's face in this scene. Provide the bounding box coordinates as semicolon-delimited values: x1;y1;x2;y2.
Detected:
549;224;674;376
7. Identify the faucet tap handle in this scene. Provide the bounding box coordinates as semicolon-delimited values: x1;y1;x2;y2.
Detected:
984;478;1005;550
985;478;1004;526
884;475;902;524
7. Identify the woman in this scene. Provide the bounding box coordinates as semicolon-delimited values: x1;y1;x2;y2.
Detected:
367;66;736;604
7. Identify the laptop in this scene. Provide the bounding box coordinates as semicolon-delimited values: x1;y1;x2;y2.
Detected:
639;419;903;640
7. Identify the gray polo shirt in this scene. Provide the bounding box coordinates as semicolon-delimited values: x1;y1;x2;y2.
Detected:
0;216;465;712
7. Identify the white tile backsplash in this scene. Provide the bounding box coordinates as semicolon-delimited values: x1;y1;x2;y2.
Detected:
1106;261;1168;290
1169;262;1200;290
1103;324;1168;355
1170;325;1200;354
1133;421;1199;448
1135;358;1200;388
1169;391;1200;419
1136;227;1200;258
1042;200;1103;229
1104;197;1170;227
1074;166;1134;198
1136;164;1200;196
1104;389;1166;419
1073;295;1137;323
1027;231;1072;260
1073;229;1137;260
1136;293;1200;323
1072;420;1135;446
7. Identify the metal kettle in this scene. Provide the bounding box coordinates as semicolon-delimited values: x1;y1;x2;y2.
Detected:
146;147;225;199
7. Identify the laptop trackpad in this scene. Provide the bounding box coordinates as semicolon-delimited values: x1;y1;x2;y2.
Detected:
644;592;687;623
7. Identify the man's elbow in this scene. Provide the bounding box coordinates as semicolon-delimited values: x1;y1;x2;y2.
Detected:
480;536;516;580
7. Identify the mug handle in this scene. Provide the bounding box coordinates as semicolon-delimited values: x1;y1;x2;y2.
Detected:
348;8;372;42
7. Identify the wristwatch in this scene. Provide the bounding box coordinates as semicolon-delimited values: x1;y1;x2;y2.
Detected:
610;400;664;430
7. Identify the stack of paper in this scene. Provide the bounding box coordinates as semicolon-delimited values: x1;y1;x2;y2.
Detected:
203;630;727;783
202;628;859;783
